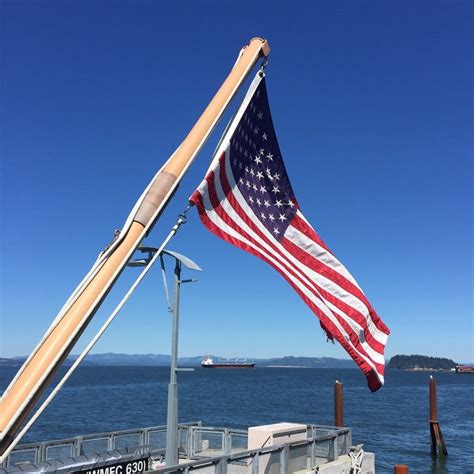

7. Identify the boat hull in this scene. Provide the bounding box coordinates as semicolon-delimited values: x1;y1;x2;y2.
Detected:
455;365;474;374
201;363;255;369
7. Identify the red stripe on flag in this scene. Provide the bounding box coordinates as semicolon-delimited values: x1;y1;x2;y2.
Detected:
291;215;390;336
280;237;386;354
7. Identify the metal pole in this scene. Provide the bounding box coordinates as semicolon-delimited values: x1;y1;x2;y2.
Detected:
166;260;182;466
334;381;344;427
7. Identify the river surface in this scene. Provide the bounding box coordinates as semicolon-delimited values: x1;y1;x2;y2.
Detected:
1;366;473;473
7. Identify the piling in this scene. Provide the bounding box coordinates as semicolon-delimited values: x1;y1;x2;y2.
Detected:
429;376;447;457
393;464;409;474
334;381;344;427
429;376;437;421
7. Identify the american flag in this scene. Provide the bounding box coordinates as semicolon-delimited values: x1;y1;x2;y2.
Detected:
190;73;390;391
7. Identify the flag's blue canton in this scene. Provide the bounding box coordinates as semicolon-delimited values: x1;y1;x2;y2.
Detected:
229;79;297;242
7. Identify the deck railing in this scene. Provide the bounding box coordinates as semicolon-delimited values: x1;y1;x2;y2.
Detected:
2;422;201;469
158;425;351;474
2;422;352;473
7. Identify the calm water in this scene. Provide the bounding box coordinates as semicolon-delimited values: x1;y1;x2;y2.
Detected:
1;366;473;473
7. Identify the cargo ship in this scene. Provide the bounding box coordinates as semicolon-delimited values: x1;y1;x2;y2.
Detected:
201;357;255;368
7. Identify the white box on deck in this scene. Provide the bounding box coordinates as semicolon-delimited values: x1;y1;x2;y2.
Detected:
248;422;308;474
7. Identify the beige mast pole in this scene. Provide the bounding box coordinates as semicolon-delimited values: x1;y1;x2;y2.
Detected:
0;37;270;455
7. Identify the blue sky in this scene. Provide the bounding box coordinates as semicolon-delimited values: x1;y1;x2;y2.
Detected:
1;1;472;363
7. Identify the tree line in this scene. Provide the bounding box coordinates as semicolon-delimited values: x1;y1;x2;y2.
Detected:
388;354;457;370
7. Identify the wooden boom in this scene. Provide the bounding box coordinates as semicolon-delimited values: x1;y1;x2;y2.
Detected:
0;37;270;455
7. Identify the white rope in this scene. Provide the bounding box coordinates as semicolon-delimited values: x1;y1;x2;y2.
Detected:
0;216;187;464
349;446;365;474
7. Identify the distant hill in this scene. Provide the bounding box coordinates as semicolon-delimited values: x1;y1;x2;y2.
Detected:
82;354;356;368
259;356;356;368
388;354;457;370
79;353;171;366
4;354;357;368
7;356;97;367
0;358;23;367
76;353;218;366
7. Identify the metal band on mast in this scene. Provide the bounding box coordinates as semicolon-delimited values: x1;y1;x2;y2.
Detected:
0;37;270;455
